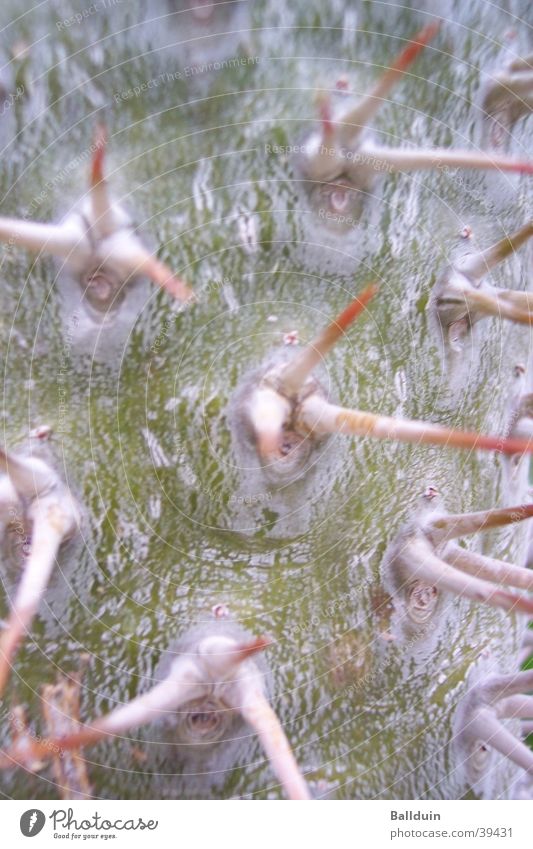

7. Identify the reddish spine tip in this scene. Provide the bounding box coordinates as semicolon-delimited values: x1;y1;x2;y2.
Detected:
335;283;379;332
236;635;272;660
515;504;533;515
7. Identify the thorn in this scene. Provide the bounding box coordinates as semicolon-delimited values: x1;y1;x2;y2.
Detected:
388;21;441;77
318;94;334;141
211;603;229;620
283;330;299;346
90;124;108;188
233;634;272;663
335;77;350;91
29;425;53;441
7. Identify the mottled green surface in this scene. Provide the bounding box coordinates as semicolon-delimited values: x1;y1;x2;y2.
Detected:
0;0;532;799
